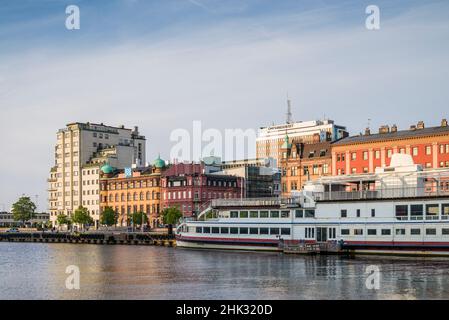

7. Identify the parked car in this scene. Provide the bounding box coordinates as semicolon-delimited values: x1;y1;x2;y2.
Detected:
6;228;20;233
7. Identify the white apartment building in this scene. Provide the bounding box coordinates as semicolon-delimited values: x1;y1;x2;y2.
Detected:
256;119;348;166
48;122;146;227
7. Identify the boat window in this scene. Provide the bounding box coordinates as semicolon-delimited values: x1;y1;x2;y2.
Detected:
295;210;303;218
270;228;280;235
281;211;290;218
250;211;259;218
426;204;439;220
305;210;315;218
230;227;238;234
240;227;248;234
410;228;421;235
212;227;220;234
250;228;259;235
442;228;449;235
230;211;238;218
367;229;377;235
395;205;408;220
381;229;391;235
371;209;376;217
259;211;269;218
410;205;423;220
260;228;269;235
442;204;449;219
356;209;361;218
281;228;291;235
220;227;229;234
395;228;406;235
203;227;210;233
341;229;350;235
426;228;437;235
239;211;249;218
353;229;363;235
340;209;347;218
196;227;202;233
270;211;279;218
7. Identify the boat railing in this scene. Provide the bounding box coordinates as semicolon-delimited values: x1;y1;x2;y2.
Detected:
313;186;449;201
210;197;294;208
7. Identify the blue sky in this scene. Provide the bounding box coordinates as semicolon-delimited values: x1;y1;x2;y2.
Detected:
0;0;448;211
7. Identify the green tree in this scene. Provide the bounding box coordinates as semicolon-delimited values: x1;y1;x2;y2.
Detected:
11;196;37;225
161;206;182;235
132;211;148;226
100;207;117;228
72;206;94;231
56;214;70;230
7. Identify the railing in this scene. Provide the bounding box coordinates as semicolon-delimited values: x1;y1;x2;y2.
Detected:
210;197;293;208
313;187;449;201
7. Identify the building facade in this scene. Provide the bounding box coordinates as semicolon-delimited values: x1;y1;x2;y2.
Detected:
47;122;146;227
161;162;244;217
99;157;165;228
279;136;332;197
256;119;347;166
0;212;50;228
332;120;449;176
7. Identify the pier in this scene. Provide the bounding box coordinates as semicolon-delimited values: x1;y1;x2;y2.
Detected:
0;231;176;247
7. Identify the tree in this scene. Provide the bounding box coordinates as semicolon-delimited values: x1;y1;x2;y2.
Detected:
72;206;94;231
100;207;117;228
56;214;70;230
132;211;148;226
12;196;36;225
161;206;182;235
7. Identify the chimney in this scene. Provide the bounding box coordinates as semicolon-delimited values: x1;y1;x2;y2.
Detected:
417;121;425;129
364;127;371;135
442;119;448;127
379;125;390;134
391;124;398;133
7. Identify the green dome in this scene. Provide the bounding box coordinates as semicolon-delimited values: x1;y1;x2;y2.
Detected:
281;134;292;149
153;155;165;168
100;163;114;174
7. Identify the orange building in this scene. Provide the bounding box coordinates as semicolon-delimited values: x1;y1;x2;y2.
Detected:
332;120;449;175
99;156;166;228
279;135;332;197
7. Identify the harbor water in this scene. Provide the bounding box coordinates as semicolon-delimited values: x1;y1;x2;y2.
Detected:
1;242;449;299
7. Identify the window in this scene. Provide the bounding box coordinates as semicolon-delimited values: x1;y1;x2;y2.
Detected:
250;228;259;235
412;147;419;156
203;227;210;233
341;209;347;218
212;227;219;234
356;209;361;218
410;228;421;235
341;229;350;235
442;204;449;219
363;151;368;160
381;229;391;235
367;229;377;235
426;228;437;235
270;211;279;218
395;205;408;220
260;228;269;235
395;228;406;235
270;228;280;235
375;150;380;159
196;227;203;233
259;211;269;218
281;211;290;218
295;210;303;218
426;204;439;220
281;228;291;235
230;211;238;218
220;227;229;234
371;209;375;217
442;228;449;235
250;211;258;218
425;146;432;155
354;229;363;235
230;227;238;234
239;211;249;218
387;149;392;158
351;152;357;160
239;227;248;234
410;204;423;220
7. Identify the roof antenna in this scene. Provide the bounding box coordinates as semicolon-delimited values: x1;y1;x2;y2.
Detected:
286;93;293;124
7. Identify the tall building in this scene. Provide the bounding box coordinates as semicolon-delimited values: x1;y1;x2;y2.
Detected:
279;136;332;197
47;122;146;227
256;100;347;166
99;156;165;228
332;120;449;176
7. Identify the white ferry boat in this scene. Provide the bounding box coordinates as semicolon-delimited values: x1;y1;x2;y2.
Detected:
176;154;449;256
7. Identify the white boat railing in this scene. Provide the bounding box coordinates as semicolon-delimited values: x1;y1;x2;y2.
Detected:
210;197;295;208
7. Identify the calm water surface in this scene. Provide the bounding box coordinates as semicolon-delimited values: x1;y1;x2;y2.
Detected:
1;242;449;299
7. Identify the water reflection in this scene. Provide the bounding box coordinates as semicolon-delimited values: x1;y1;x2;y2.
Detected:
1;243;449;299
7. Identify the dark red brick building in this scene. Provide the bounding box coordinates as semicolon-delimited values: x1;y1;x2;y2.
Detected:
161;162;244;217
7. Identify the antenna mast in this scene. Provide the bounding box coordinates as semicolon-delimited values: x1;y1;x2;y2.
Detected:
286;94;293;124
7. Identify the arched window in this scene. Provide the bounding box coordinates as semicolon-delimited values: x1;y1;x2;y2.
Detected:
127;193;131;201
140;192;144;200
133;192;138;201
146;191;151;200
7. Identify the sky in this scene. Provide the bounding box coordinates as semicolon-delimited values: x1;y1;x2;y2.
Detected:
0;0;448;211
